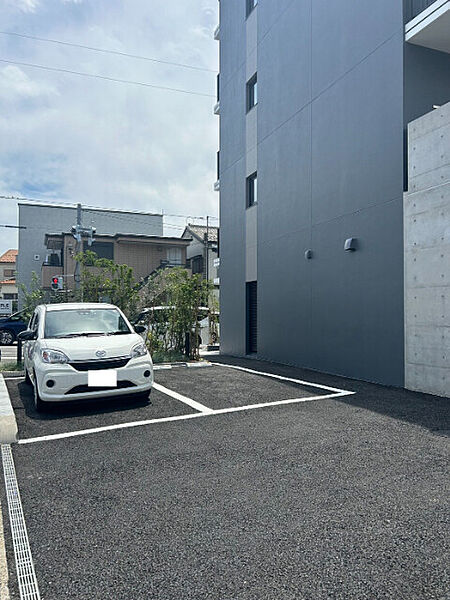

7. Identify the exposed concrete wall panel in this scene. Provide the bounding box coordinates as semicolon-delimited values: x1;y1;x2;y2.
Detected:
404;101;450;397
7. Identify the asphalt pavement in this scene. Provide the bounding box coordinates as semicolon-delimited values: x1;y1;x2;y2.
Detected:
1;358;449;599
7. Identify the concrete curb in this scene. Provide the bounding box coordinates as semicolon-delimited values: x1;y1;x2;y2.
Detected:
0;375;18;444
154;361;213;371
0;371;24;378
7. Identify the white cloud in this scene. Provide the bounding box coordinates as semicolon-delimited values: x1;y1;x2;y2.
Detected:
0;0;219;255
5;0;40;13
0;66;58;100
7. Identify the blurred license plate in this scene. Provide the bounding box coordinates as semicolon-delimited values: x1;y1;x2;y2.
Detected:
88;369;117;387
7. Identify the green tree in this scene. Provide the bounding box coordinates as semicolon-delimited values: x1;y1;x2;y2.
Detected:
139;267;214;360
75;250;139;318
18;271;45;321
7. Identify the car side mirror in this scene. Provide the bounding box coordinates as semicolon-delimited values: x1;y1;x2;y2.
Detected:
134;325;146;334
18;329;37;341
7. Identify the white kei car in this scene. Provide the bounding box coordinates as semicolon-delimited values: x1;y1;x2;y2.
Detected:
19;303;153;411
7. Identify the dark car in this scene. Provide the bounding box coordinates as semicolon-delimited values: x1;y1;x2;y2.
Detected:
0;311;28;345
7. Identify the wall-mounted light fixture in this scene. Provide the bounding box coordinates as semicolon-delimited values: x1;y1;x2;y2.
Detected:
344;238;357;252
305;249;313;259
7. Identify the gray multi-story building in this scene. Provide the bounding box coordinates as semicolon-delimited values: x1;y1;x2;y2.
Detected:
17;202;163;302
217;0;450;388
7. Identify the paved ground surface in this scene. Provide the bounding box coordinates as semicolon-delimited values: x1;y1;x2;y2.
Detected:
1;356;449;599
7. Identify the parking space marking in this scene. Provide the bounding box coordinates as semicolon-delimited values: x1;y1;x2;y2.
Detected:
1;444;41;599
153;382;214;414
215;363;352;394
17;387;354;445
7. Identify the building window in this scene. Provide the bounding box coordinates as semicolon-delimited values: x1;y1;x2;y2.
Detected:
191;255;204;275
83;241;114;260
4;269;15;278
246;172;257;208
246;73;257;112
246;0;257;17
167;247;182;266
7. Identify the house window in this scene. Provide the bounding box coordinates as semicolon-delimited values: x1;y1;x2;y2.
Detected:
83;241;114;260
246;73;257;112
167;247;182;266
191;255;204;275
246;172;257;208
3;269;15;278
246;0;257;17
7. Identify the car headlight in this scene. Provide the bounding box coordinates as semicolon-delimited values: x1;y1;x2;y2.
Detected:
130;343;148;358
41;349;69;364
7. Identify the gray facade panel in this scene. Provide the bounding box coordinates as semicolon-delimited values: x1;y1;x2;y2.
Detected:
311;0;402;98
310;199;404;385
258;106;312;242
219;159;247;356
311;34;404;224
220;66;246;173
257;0;311;140
257;228;312;368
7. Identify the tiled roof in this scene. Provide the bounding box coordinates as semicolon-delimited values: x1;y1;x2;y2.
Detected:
0;280;16;285
0;249;18;263
186;224;219;243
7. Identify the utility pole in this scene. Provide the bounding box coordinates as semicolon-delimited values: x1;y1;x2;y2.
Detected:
73;203;82;292
205;215;209;281
71;204;96;302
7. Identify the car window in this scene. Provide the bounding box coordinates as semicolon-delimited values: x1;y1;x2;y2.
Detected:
28;313;36;330
44;308;131;338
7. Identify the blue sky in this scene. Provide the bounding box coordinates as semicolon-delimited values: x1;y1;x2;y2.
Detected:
0;0;219;255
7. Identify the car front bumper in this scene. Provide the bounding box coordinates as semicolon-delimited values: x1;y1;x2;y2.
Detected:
35;356;153;402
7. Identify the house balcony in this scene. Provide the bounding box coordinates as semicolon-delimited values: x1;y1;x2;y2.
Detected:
405;0;450;54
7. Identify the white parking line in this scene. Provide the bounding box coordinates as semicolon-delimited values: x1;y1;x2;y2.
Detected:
17;389;354;445
153;382;213;414
215;363;351;394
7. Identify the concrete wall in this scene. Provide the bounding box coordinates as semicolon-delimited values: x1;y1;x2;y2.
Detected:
17;203;163;302
219;0;406;385
404;102;450;397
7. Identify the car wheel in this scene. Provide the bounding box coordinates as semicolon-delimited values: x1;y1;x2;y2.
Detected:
24;368;32;385
0;329;15;345
32;371;46;412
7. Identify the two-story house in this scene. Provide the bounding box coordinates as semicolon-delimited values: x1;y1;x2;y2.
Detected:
0;249;18;309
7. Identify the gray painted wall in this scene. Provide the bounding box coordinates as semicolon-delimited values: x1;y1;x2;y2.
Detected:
17;203;163;302
220;0;406;385
219;0;247;356
404;102;450;397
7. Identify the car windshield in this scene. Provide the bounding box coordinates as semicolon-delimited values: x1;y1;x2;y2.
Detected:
44;308;131;338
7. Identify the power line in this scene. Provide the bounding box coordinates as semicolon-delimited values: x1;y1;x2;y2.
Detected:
0;58;215;97
0;31;217;74
0;196;219;227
